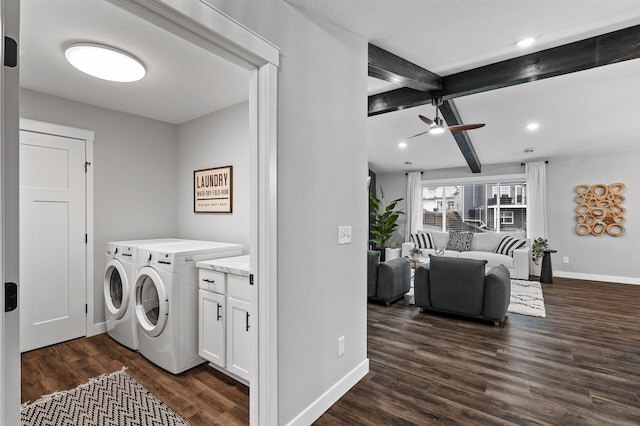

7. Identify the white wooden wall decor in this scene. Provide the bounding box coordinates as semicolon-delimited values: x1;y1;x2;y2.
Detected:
575;183;625;237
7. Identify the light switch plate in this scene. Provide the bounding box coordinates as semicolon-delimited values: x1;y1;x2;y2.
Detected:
338;226;352;244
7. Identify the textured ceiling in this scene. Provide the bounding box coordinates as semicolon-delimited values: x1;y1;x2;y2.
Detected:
289;0;640;173
21;0;250;124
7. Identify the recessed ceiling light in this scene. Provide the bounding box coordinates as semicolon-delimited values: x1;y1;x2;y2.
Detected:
516;37;535;48
526;122;540;131
65;43;146;82
523;147;535;154
398;141;407;148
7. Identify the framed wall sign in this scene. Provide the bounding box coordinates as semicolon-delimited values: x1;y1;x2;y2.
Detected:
194;166;233;213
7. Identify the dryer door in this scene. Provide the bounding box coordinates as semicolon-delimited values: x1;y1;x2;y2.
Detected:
104;259;129;320
135;267;169;338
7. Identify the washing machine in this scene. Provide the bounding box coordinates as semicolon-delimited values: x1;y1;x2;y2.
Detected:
104;238;198;350
134;241;243;374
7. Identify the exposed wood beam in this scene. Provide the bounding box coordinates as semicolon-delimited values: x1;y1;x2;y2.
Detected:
368;87;438;117
443;24;640;98
368;44;442;92
438;100;482;173
368;24;640;116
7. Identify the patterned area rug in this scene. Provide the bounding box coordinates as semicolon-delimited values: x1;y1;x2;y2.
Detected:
21;368;190;426
508;279;546;317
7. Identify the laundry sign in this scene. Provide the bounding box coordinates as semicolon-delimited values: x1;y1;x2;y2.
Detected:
194;166;233;213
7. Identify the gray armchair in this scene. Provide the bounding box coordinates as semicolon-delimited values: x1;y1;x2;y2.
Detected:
414;255;511;324
367;250;411;305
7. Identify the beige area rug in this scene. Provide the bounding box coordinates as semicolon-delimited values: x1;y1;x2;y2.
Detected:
21;368;190;426
508;279;547;318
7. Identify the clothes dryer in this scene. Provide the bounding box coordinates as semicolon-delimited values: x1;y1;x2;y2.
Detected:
104;238;197;350
134;241;243;373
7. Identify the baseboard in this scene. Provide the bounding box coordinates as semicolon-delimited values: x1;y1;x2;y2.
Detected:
92;321;107;336
554;271;640;285
286;358;369;426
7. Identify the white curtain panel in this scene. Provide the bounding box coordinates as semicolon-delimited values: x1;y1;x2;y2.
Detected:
405;172;423;242
525;161;548;240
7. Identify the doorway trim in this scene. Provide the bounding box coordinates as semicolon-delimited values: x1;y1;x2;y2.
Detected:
19;118;95;339
104;1;280;424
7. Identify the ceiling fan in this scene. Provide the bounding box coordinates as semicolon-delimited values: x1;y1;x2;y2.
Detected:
408;99;485;138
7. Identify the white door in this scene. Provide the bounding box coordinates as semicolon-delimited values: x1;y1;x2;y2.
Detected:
19;130;86;352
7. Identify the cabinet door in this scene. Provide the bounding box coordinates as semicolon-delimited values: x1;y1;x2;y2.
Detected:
199;289;225;368
227;296;251;382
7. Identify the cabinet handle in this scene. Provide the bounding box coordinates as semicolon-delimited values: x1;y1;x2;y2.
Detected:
204;278;215;284
246;312;250;331
217;303;222;321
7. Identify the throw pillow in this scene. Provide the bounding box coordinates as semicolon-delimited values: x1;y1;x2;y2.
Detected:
446;231;473;251
411;232;434;249
494;235;527;256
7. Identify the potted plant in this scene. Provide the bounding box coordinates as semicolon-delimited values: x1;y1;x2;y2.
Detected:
369;187;404;261
531;237;549;265
408;246;422;268
531;237;548;276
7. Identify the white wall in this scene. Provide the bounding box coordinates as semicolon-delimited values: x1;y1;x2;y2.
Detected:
548;154;639;283
176;102;250;250
20;89;179;324
186;1;369;423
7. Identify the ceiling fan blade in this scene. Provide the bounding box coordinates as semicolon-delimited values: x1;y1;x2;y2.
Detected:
407;131;429;139
447;123;486;131
418;115;435;126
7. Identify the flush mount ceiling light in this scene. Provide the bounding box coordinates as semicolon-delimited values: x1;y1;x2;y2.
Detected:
65;43;146;82
516;37;536;48
526;122;540;131
523;147;535;154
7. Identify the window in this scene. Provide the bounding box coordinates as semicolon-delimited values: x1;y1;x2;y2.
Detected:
500;211;514;224
421;180;527;233
492;185;512;198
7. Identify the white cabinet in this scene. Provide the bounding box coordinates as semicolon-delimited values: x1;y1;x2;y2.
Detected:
199;289;225;368
227;296;251;381
198;259;252;385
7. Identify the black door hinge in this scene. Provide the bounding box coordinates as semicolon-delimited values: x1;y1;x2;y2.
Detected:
249;274;254;285
86;304;88;315
4;37;17;68
5;282;17;312
85;234;88;244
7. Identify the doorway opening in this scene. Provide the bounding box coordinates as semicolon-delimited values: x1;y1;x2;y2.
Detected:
14;0;278;424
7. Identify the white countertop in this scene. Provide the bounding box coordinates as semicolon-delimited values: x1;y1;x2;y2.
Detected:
196;255;250;277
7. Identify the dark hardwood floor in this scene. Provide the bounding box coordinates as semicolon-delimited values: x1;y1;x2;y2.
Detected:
21;333;249;425
317;278;640;425
22;278;640;425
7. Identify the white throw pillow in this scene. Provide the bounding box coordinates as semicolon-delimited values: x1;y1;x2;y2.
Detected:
494;235;527;256
411;232;434;249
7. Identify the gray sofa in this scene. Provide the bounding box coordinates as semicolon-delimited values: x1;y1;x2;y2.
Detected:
367;250;411;305
414;255;511;324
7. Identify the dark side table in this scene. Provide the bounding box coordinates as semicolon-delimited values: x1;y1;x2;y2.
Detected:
541;249;557;284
